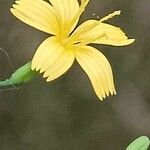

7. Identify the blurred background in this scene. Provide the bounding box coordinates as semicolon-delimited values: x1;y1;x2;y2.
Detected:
0;0;150;149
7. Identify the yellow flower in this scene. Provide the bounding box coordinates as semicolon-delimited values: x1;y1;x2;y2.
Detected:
10;0;134;100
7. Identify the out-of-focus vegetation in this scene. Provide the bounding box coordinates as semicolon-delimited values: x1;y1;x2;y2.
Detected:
0;0;150;150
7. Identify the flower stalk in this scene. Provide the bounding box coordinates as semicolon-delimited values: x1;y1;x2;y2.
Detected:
0;62;37;87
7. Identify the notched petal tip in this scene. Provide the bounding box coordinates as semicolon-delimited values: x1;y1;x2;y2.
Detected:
31;62;38;72
11;4;18;10
39;68;45;74
31;65;35;71
113;90;117;95
10;8;13;12
46;78;49;82
75;46;117;101
46;77;52;82
35;67;40;72
99;90;116;101
43;72;49;78
10;7;16;15
99;97;103;101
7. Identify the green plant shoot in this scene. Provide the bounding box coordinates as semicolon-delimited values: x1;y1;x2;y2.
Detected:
0;62;37;87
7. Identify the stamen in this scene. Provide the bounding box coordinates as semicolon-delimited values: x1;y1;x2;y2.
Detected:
99;10;121;22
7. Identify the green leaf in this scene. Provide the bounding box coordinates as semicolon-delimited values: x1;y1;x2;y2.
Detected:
126;136;150;150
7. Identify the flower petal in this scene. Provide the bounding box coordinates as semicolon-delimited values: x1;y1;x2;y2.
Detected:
72;20;135;46
75;46;116;100
32;36;75;82
10;0;60;35
49;0;79;36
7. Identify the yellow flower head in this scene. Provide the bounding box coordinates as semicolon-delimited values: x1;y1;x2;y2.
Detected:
10;0;135;100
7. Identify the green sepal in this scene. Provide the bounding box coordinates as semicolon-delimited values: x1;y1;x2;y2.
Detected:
126;136;150;150
0;62;37;87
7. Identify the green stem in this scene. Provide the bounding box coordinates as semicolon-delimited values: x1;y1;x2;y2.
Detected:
0;62;38;88
0;79;12;87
